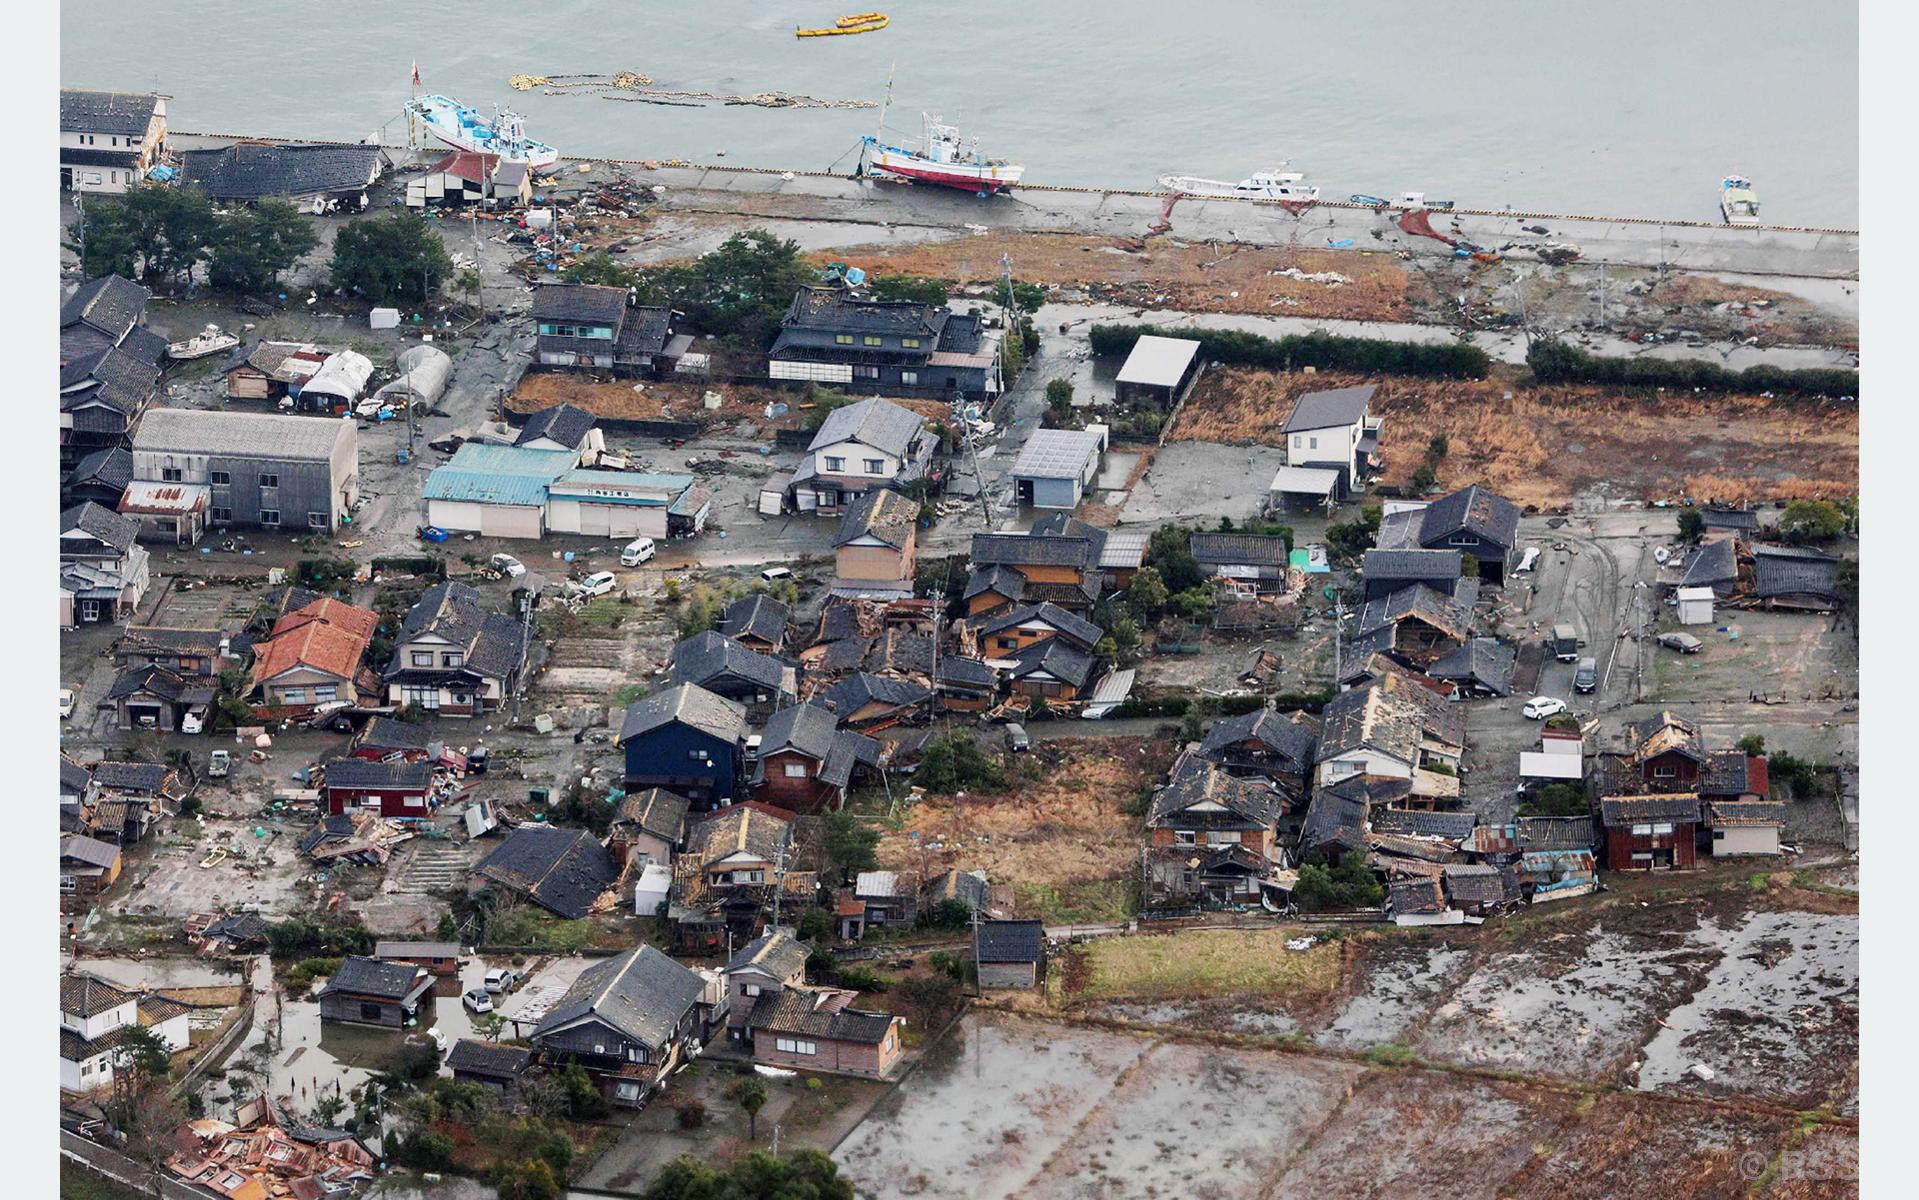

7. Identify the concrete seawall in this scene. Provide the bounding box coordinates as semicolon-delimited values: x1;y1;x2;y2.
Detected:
171;131;1860;280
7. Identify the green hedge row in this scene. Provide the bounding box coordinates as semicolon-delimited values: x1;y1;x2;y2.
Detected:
1090;324;1491;380
1526;339;1857;398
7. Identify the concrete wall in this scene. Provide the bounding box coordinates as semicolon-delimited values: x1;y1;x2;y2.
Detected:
979;961;1038;988
1024;475;1083;510
1711;825;1780;856
836;543;909;583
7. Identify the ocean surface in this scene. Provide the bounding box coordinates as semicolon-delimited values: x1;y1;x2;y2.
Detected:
61;0;1858;226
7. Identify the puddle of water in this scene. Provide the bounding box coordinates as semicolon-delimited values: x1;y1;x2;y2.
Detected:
1635;910;1857;1101
70;955;244;990
1415;924;1720;1077
1314;943;1471;1050
836;1015;1152;1200
1223;1009;1300;1036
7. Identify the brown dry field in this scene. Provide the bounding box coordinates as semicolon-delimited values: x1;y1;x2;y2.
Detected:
511;372;952;432
806;231;1430;323
1169;367;1858;509
872;736;1176;913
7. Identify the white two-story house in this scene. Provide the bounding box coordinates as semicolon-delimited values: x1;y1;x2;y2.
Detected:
1278;384;1381;502
60;973;189;1094
786;396;935;515
61;89;169;194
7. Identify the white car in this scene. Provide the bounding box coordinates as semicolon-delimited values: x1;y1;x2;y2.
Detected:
483;967;519;994
490;553;527;578
760;566;794;584
180;710;205;735
1522;696;1569;721
1514;546;1541;574
620;537;656;567
568;572;618;600
462;988;495;1014
59;688;75;719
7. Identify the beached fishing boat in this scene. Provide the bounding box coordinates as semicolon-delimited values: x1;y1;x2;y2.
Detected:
797;12;889;37
1155;166;1319;202
1720;175;1760;226
406;94;559;169
862;112;1022;194
167;325;240;361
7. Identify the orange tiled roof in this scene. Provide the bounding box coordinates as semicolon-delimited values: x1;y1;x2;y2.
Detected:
251;599;377;686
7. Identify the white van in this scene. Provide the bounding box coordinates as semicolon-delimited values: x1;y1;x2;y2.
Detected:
760;566;794;583
620;537;656;567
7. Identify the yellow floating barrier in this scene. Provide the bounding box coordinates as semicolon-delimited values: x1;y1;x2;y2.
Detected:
796;13;889;37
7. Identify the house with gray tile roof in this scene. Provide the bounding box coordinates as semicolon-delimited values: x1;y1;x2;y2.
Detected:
473;827;619;919
530;945;707;1106
181;143;383;206
619;684;748;804
382;582;526;717
788;395;938;514
667;631;797;716
1280;385;1380;498
61;90;168;193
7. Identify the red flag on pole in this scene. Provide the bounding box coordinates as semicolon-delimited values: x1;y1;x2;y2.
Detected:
411;62;421;87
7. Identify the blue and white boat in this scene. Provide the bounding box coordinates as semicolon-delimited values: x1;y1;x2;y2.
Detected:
406;94;559;169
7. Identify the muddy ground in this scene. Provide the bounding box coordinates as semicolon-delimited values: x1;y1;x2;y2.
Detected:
836;1009;1855;1200
869;737;1177;925
1166;367;1858;509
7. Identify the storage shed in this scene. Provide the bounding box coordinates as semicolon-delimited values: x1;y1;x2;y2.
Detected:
1114;335;1203;408
1010;425;1108;510
372;345;453;409
423;444;576;539
298;351;374;413
974;919;1045;988
1675;586;1715;626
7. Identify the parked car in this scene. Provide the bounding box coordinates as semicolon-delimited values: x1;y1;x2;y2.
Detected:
1573;657;1597;693
490;553;527;579
1005;723;1031;753
59;688;75;719
760;566;794;584
1658;631;1704;654
567;571;618;600
1522;696;1569;720
467;746;490;776
483;968;519;994
462;989;495;1014
1547;623;1580;662
1514;546;1541;574
207;750;232;778
620;537;656;567
180;709;206;735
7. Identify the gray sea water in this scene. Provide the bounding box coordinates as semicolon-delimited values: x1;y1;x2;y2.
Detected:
62;0;1858;225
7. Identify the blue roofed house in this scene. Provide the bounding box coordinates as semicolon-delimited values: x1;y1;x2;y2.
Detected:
786;395;938;516
423;444;577;539
619;684;749;808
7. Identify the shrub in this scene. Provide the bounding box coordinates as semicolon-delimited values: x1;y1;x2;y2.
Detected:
1090;324;1491;379
400;1129;454;1171
1521;782;1589;817
833;965;889;993
676;1098;707;1129
797;907;835;943
1779;499;1848;543
913;733;1008;793
1677;509;1705;543
1294;853;1385;911
1737;733;1766;756
1526;338;1856;398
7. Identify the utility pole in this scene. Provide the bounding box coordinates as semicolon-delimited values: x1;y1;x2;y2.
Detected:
1330;589;1346;687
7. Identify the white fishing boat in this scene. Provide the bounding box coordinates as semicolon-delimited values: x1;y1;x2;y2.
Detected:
1155;166;1320;202
167;325;240;361
1720;175;1760;226
406;94;559;169
863;112;1023;194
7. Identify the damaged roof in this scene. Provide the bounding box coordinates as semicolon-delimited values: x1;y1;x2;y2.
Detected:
722;594;792;646
1681;536;1740;588
749;989;897;1044
725;928;810;981
1189;532;1291;568
667;631;792;695
619;682;747;745
515;402;597;449
316;956;427;1001
533;945;704;1051
1631;711;1705;763
1419;485;1520;550
819;672;932;717
181;143;382;199
473;827;618;920
686;803;791;866
1751;545;1842;604
1386;876;1445;915
1426;637;1516;696
1197;708;1317;772
323;758;432;792
1357;583;1473;640
835;488;919;549
446;1040;532;1078
1317;673;1466;765
1701;750;1770;798
1299;790;1370;856
1598;795;1701;826
614;789;692;845
1371;809;1478;840
979;602;1104;650
1147;752;1285;829
1361;548;1463;585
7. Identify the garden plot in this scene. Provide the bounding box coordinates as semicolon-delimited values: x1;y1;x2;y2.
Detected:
1021;1043;1364;1200
1634;907;1858;1109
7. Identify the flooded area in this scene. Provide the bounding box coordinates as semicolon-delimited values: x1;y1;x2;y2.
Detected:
68;953;248;991
207;953;600;1116
1635;909;1859;1107
1313;940;1474;1050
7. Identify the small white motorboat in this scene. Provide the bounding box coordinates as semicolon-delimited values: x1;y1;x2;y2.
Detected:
1720;175;1761;226
168;325;241;360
